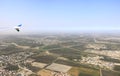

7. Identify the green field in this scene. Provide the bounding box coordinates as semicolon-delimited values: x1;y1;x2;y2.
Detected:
43;44;61;49
102;70;120;76
31;55;57;64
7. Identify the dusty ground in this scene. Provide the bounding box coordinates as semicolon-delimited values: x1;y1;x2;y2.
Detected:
37;69;52;76
31;62;47;68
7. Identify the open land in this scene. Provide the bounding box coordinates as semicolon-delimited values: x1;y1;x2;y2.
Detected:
0;33;120;76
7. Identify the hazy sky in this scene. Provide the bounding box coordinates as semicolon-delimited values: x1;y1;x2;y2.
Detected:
0;0;120;34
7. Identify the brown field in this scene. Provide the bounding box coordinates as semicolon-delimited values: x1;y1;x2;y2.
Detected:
68;67;99;76
37;69;52;76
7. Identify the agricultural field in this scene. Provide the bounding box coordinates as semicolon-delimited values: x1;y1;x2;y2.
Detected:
31;55;57;64
1;34;120;76
114;65;120;72
102;70;120;76
68;67;100;76
43;44;61;50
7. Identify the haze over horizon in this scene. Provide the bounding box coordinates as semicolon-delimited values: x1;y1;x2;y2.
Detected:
0;0;120;34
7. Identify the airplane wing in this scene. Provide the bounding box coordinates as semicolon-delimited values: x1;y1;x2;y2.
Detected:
15;24;22;32
18;24;22;27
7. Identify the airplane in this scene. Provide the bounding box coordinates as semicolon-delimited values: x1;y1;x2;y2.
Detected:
14;24;22;32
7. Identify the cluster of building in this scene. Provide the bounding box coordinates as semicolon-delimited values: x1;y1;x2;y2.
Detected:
0;52;34;65
0;69;17;76
80;56;114;69
86;50;120;59
0;51;35;76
